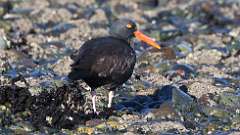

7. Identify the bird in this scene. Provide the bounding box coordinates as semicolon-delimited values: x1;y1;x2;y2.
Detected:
68;19;161;114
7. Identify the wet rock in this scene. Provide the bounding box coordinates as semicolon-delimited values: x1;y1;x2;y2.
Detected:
15;0;49;11
89;9;108;25
9;121;34;133
148;101;178;120
123;132;136;135
109;0;146;23
186;49;222;65
198;93;216;107
9;125;29;134
26;34;46;45
0;21;11;32
2;50;36;69
149;121;187;133
0;34;10;50
234;49;240;57
9;7;33;16
51;56;72;76
188;81;233;98
60;19;92;43
151;85;196;121
30;84;86;129
85;119;103;127
90;28;109;38
229;132;240;135
137;0;159;9
76;126;94;135
0;84;88;129
50;0;96;7
37;8;72;23
159;47;177;60
155;29;182;41
228;38;240;57
8;31;28;49
218;92;240;110
112;1;136;15
136;48;174;75
214;77;231;87
116;101;143;112
12;18;33;33
131;95;153;106
172;86;195;110
229;27;240;38
153;85;194;103
202;106;230;119
121;114;141;124
153;85;176;102
174;41;193;58
0;85;32;113
0;0;12;16
0;7;4;17
47;23;76;36
204;123;218;135
197;65;228;79
0;103;12;126
165;64;196;80
96;120;124;131
183;119;196;130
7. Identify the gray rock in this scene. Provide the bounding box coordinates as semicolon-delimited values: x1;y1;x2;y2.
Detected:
0;36;10;50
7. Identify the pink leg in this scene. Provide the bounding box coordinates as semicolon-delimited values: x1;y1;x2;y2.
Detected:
91;91;99;114
108;91;114;108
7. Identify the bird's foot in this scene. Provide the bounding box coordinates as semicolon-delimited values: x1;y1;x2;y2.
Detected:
91;91;100;115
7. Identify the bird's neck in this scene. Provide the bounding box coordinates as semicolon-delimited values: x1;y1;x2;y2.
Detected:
110;31;131;42
112;36;131;45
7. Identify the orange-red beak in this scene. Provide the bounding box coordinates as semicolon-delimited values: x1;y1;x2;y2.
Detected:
134;30;161;49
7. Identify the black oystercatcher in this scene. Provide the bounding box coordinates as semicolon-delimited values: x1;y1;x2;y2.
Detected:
68;19;161;114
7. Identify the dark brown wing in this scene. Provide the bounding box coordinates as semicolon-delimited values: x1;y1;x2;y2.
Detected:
68;37;136;89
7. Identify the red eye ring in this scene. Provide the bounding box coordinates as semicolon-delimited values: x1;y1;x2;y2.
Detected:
126;24;132;29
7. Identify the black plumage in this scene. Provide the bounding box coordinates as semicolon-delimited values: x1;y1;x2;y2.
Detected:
68;37;136;90
68;19;160;114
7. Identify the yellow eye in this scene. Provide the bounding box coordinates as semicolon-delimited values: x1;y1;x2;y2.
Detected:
126;23;132;29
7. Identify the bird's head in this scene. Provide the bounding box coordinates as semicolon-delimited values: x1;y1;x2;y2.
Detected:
110;19;161;49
